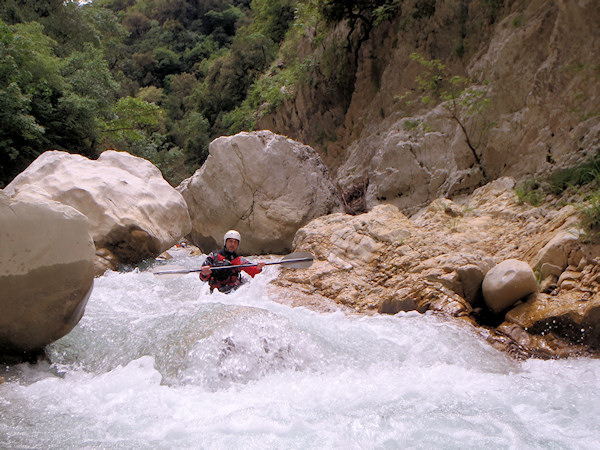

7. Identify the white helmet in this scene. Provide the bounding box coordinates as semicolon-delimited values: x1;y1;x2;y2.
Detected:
223;229;241;246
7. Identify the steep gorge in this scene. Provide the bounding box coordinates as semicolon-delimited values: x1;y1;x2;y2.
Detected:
259;0;600;214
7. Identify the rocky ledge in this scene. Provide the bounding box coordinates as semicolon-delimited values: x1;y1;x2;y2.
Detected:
271;177;600;359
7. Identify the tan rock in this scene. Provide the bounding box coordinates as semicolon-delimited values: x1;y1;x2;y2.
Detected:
532;230;582;271
558;270;583;284
540;262;563;280
263;0;600;217
482;259;538;313
4;150;191;266
506;292;600;349
271;173;600;358
457;264;487;305
0;192;95;355
94;247;118;276
178;131;341;254
539;275;558;294
490;322;590;359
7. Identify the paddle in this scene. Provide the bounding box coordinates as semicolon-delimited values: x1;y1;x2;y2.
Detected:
152;251;314;276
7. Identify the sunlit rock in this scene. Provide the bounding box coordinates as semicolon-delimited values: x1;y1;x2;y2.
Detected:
274;176;600;357
4;150;191;270
532;230;582;273
276;203;479;316
178;130;342;254
482;259;538;313
504;292;600;351
0;192;95;356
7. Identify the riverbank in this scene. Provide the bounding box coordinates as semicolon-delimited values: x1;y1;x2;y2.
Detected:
267;177;600;359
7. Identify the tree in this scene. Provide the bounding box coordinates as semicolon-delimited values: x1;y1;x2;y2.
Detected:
99;96;163;148
0;20;61;186
0;16;122;187
406;52;491;179
251;0;297;43
194;31;274;131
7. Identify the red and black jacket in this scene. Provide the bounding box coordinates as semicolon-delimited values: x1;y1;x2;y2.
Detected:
199;248;261;292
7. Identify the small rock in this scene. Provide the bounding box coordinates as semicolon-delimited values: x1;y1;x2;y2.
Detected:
533;230;580;271
557;270;582;284
457;264;486;305
540;275;558;293
540;263;562;280
559;280;579;291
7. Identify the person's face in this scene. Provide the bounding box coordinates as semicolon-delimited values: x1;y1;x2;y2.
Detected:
225;238;239;252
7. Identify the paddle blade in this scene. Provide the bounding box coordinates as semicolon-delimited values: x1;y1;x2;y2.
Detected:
152;264;196;278
279;251;314;269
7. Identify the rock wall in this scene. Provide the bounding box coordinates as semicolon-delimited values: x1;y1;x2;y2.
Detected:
273;178;600;359
260;0;600;214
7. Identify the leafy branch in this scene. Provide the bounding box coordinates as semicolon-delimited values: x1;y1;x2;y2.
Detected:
408;52;491;180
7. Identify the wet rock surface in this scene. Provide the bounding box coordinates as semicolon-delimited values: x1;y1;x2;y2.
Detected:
273;178;600;359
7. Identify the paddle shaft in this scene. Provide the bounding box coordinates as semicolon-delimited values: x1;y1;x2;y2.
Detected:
153;256;312;275
205;257;311;271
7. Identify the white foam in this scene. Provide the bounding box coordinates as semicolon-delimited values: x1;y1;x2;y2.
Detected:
1;253;600;448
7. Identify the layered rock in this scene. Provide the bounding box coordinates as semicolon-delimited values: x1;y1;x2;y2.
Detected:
273;203;493;317
273;177;600;358
0;192;95;357
178;130;342;255
4;150;191;272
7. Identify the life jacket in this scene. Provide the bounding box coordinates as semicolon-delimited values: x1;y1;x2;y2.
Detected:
202;248;257;293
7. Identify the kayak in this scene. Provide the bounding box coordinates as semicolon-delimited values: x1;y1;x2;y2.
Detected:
212;277;248;294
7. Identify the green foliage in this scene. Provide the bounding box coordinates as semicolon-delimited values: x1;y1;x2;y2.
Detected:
181;111;211;166
0;19;116;186
99;96;163;145
408;52;491;179
193;30;275;134
373;0;403;26
580;190;600;235
402;119;421;131
316;0;399;26
223;55;304;133
547;162;600;195
0;20;58;185
251;0;297;43
515;179;543;206
515;152;600;239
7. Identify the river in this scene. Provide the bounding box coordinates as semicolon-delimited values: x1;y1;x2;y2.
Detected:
1;250;599;449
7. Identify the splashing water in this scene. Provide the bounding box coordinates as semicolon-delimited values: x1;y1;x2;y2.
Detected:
1;251;599;449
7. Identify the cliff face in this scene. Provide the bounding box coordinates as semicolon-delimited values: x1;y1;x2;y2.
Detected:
259;0;600;214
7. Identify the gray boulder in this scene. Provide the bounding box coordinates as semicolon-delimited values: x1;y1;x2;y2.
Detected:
178;130;342;254
0;192;95;355
4;150;191;268
482;259;538;313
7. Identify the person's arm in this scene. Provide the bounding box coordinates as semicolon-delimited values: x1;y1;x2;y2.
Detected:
199;254;214;281
234;257;265;278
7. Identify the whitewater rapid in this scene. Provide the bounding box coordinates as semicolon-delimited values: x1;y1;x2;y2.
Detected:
1;250;599;449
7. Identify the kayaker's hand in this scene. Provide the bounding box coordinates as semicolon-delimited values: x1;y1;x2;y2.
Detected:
257;262;265;271
201;266;212;277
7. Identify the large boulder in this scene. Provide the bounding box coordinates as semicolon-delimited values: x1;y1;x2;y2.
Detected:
4;150;191;268
178;130;342;254
482;259;539;313
0;192;95;356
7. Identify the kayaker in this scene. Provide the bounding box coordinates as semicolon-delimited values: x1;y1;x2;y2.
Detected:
199;230;266;293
